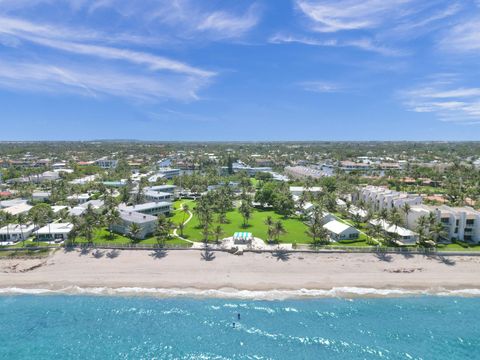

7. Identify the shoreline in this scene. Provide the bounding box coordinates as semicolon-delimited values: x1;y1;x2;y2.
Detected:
2;285;480;300
1;249;480;299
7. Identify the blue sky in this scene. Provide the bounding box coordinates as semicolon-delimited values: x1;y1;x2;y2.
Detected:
1;0;480;140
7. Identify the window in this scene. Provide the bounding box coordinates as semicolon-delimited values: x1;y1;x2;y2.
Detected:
466;219;475;225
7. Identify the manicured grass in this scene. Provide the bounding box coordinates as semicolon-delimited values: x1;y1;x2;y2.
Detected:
437;243;480;251
183;206;310;243
75;227;191;247
169;199;195;225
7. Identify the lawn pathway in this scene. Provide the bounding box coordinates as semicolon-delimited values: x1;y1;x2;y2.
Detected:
172;203;196;244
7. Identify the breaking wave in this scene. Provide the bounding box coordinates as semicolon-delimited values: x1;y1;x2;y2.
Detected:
1;286;480;299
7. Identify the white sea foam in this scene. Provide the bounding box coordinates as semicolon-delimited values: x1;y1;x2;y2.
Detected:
1;286;480;299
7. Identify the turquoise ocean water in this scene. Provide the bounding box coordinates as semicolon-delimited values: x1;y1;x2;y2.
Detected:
0;295;479;359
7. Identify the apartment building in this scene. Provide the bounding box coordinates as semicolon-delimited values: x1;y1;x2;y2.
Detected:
119;202;172;217
95;158;118;169
357;186;422;211
407;205;480;243
110;210;157;240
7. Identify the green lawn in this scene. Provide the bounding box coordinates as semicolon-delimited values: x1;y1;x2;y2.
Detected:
182;206;310;243
169;199;195;225
75;227;191;247
437;242;480;251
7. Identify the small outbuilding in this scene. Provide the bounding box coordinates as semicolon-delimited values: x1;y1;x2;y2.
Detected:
233;232;253;244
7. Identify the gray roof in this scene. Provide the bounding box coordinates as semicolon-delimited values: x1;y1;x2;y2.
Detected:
121;202;172;212
120;210;157;223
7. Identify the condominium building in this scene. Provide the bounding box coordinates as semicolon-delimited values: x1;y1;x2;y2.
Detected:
146;185;177;194
95;158;118;169
357;186;422;211
284;166;329;180
407;205;480;243
119;202;172;217
110;210;157;240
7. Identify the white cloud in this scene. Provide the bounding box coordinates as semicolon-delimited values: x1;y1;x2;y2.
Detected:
269;34;404;56
0;14;215;101
439;17;480;52
0;60;207;101
400;78;480;123
300;80;344;93
295;0;416;33
197;5;260;39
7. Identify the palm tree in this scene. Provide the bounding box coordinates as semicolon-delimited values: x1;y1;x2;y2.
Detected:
105;208;121;239
17;213;27;247
429;221;448;245
156;215;172;247
181;203;190;225
273;220;286;242
264;216;274;227
402;203;411;228
239;200;252;227
307;224;329;248
212;225;224;244
267;225;276;243
128;223;141;242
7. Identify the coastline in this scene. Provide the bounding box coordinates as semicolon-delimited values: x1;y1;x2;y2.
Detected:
1;249;480;299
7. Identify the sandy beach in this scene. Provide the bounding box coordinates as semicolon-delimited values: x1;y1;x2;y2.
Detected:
1;249;480;297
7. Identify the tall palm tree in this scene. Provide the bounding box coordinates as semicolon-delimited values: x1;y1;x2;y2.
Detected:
181;203;190;225
105;208;121;239
212;225;224;244
16;213;27;247
402;203;411;228
156;215;172;247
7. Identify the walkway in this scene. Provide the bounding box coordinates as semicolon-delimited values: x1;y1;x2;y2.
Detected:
172;203;196;244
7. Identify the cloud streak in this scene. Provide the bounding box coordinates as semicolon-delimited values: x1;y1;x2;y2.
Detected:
400;77;480;123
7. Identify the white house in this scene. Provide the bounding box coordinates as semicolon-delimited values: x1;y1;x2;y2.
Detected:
323;220;359;241
290;186;322;197
369;219;418;245
3;203;32;216
0;198;28;209
36;223;73;242
32;191;51;202
0;224;35;243
67;193;90;204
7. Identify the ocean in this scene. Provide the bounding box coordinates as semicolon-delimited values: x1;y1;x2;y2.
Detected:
0;294;479;359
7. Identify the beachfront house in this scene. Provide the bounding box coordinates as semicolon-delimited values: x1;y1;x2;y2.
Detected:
322;220;359;241
36;223;74;242
369;219;418;245
0;224;35;243
110;210;157;240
